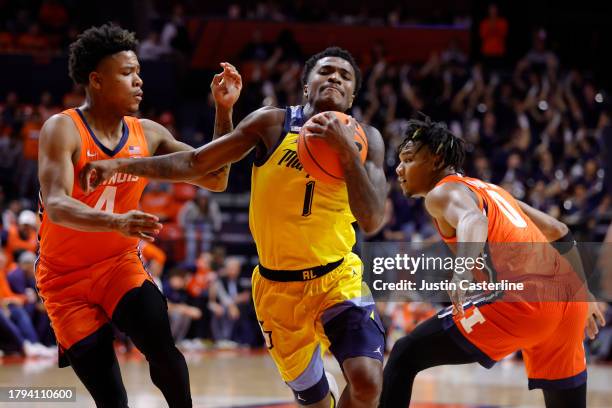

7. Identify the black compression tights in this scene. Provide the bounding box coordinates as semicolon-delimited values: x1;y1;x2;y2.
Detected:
379;315;586;408
65;280;192;408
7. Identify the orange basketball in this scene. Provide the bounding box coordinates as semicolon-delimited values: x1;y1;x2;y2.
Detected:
297;111;368;183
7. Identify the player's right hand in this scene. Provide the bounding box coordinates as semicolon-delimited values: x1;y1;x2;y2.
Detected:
448;271;470;317
113;210;162;242
585;300;606;340
211;62;242;110
79;159;120;193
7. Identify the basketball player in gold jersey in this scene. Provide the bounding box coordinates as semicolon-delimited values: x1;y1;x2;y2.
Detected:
81;47;387;408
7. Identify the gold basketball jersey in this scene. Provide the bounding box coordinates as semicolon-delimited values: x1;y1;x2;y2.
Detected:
249;106;356;270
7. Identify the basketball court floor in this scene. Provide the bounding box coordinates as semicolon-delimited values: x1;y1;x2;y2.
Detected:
1;349;610;407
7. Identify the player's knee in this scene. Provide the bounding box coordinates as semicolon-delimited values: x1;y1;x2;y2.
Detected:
139;334;180;363
344;358;383;403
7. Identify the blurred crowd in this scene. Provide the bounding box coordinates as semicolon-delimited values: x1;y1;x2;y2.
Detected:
0;0;470;56
0;3;611;360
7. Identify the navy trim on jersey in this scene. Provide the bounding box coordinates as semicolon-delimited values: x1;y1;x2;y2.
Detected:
76;108;129;157
253;106;304;167
528;369;587;390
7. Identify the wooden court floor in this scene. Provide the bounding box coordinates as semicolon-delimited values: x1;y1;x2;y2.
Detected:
0;349;610;407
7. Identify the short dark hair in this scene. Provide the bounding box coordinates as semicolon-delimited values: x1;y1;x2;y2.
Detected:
68;23;139;85
399;114;466;173
301;46;362;95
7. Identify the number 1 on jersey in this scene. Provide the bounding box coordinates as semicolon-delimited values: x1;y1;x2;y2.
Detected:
302;181;315;216
302;181;314;217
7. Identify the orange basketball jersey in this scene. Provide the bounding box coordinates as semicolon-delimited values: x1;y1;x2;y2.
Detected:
433;174;569;283
38;108;150;270
434;174;548;244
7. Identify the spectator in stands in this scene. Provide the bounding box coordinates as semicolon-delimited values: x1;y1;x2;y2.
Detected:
515;29;559;85
6;210;37;264
186;251;216;341
8;251;54;346
163;268;203;349
141;181;176;222
479;3;508;68
178;189;222;264
139;241;167;288
2;199;22;229
208;257;254;347
61;83;85;109
37;91;60;122
18;107;42;200
161;4;191;56
0;251;54;357
139;31;171;61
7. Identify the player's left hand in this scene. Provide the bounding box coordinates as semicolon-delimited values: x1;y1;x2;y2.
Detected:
303;112;360;158
211;62;242;110
585;300;606;340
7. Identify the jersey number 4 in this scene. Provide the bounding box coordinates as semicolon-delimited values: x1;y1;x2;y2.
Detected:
93;186;117;213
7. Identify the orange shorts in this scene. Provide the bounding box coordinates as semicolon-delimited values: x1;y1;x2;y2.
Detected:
36;250;152;349
440;298;588;389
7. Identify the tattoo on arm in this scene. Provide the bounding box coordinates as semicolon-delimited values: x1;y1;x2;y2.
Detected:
119;151;198;180
211;108;234;177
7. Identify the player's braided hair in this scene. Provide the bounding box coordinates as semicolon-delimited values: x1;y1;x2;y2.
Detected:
398;114;466;173
301;46;362;95
68;23;139;85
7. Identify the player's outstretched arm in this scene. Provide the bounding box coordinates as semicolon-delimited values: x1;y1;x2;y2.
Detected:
303;114;386;233
80;106;283;193
425;182;489;315
140;62;242;192
39;114;162;241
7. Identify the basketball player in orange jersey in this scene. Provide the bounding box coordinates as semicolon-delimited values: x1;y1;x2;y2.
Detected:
37;24;242;407
81;47;387;408
380;116;606;408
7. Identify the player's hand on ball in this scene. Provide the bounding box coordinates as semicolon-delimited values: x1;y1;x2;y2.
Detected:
585;300;606;340
211;62;242;110
79;159;119;193
114;210;162;242
303;112;359;157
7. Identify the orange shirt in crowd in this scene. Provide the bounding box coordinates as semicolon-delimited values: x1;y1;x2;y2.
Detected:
187;257;214;298
0;268;26;304
140;189;176;221
21;120;43;160
141;241;167;266
479;17;508;57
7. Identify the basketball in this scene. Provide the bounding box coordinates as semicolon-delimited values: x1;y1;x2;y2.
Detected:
297;111;368;183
